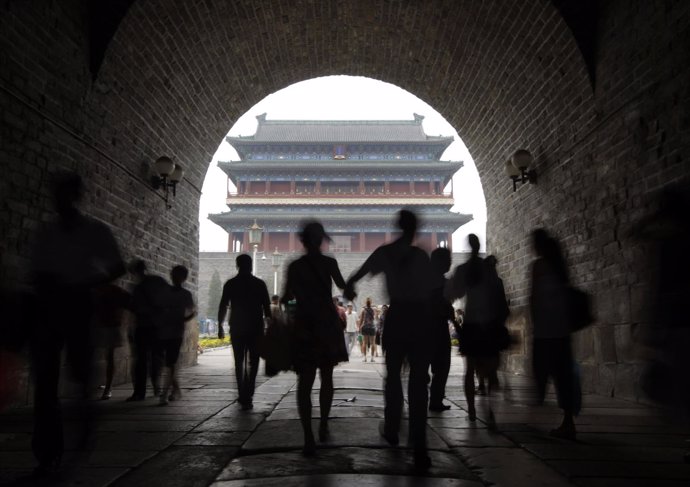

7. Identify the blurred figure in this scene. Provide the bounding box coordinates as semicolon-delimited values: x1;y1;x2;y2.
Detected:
447;236;509;427
128;259;168;401
429;247;454;412
346;209;434;471
358;297;377;362
530;228;577;440
344;303;358;354
218;254;271;410
158;265;196;405
270;294;284;323
30;171;125;477
282;221;348;455
333;297;347;331
632;183;690;458
91;283;131;400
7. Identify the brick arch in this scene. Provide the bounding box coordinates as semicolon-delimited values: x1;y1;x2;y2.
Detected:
94;0;593;190
85;0;595;376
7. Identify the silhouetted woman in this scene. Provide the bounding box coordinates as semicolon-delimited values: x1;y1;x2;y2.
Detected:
448;235;509;426
282;221;348;455
530;228;577;440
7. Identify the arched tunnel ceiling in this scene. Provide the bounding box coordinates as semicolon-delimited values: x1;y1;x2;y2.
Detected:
92;0;595;198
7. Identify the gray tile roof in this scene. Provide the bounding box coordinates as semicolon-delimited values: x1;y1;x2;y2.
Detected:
228;113;453;143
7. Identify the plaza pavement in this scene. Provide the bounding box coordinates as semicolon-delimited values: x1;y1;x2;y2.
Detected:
1;347;689;486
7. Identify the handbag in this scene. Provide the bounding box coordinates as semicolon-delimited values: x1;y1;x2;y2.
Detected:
260;312;293;376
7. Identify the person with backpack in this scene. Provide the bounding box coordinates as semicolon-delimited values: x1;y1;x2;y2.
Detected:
358;298;377;362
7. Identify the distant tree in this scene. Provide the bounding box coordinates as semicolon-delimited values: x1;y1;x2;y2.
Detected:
207;270;223;318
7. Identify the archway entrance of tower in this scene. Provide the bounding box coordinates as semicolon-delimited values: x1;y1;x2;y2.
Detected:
196;76;487;331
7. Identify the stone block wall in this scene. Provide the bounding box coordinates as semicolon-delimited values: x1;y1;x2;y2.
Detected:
2;0;689;405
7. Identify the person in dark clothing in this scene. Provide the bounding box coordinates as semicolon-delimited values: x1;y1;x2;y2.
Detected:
158;265;196;405
282;221;348;456
218;254;271;410
30;171;125;477
429;247;454;412
346;209;434;471
447;236;509;428
530;228;577;440
128;259;168;401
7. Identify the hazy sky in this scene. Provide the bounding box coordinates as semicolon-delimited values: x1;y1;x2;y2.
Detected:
198;76;486;252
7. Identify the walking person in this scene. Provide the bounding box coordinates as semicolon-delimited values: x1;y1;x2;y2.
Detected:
128;259;168;401
429;247;454;412
92;283;131;400
358;298;377;362
530;229;577;440
282;221;348;455
344;303;358;354
218;254;271;410
30;171;125;477
158;265;196;405
447;235;509;427
346;209;434;470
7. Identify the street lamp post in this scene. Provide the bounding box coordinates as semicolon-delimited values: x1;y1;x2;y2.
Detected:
271;247;283;295
247;220;263;275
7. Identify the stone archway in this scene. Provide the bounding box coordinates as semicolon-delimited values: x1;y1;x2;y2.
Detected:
3;0;688;400
89;0;594;378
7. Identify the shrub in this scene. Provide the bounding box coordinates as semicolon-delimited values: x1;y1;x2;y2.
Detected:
198;336;231;349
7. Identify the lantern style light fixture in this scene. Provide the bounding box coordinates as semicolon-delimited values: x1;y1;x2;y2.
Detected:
151;156;184;208
247;220;263;275
505;149;537;192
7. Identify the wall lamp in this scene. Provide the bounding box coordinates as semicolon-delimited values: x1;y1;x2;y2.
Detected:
505;149;537;192
151;156;184;208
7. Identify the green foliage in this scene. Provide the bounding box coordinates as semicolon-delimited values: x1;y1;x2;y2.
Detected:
207;269;223;318
198;336;231;349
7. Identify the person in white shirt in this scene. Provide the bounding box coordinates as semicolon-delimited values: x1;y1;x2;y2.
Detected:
344;303;358;354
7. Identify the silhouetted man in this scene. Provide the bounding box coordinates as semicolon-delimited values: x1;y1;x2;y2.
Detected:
128;259;167;401
345;209;434;470
218;254;271;410
31;171;125;477
429;247;454;411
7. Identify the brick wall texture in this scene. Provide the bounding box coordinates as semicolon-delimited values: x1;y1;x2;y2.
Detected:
2;0;689;403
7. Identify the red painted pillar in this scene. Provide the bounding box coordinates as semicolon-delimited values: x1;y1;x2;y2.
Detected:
263;231;270;253
359;232;365;251
431;232;438;248
289;232;296;252
290;180;295;194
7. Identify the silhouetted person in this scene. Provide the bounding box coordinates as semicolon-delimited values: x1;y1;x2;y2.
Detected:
92;283;131;400
218;254;271;410
530;228;577;440
30;171;125;477
632;183;690;461
358;297;377;362
448;236;509;427
429;247;454;411
158;265;196;405
282;221;348;455
346;209;434;470
128;259;167;401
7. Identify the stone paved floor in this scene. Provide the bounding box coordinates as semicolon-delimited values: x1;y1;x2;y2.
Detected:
1;347;689;486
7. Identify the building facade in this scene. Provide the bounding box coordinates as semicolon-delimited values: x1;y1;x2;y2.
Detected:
210;113;471;254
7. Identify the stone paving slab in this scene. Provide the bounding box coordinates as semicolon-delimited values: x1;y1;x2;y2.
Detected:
212;474;484;487
110;446;239;487
218;447;476;481
546;460;690;480
174;431;251;446
242;418;448;452
192;413;266;432
432;426;515;447
266;405;385;421
457;447;576;487
523;443;687;462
